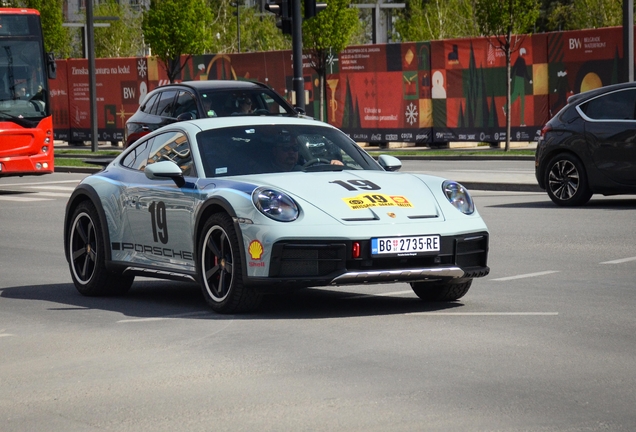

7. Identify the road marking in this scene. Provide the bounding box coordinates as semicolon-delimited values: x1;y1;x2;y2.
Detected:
342;289;414;299
0;333;15;337
4;179;81;187
34;192;73;198
407;312;559;316
27;185;76;191
491;271;559;281
117;311;210;323
0;195;52;202
600;256;636;264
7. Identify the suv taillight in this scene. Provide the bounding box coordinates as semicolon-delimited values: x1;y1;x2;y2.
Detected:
540;124;552;138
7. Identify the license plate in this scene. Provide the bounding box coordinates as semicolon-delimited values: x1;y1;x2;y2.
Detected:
371;235;440;256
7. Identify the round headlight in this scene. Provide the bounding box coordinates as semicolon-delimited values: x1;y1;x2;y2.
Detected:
442;181;474;215
252;187;299;222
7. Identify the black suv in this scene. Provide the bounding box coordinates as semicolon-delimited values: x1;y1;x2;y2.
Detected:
124;80;300;147
535;82;636;206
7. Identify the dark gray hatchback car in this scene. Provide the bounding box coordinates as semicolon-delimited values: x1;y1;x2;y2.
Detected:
124;80;300;147
535;82;636;206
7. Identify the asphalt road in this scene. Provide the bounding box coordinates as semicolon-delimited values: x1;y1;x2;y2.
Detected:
1;169;635;431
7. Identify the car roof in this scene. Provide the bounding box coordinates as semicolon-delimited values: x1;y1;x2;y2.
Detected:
151;80;270;93
567;81;636;105
184;115;326;130
134;116;328;141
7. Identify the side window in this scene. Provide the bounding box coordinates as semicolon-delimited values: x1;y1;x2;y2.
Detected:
172;91;198;118
147;131;196;177
121;137;154;171
580;89;636;120
262;93;282;113
152;90;177;117
140;93;159;114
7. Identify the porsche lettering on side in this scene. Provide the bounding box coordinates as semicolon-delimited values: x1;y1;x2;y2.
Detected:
64;117;490;313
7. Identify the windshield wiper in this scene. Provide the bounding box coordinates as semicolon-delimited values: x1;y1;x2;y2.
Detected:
0;111;37;128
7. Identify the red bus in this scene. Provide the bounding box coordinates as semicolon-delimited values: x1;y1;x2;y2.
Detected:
0;8;56;177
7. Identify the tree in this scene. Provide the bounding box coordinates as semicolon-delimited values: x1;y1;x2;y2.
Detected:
142;0;214;83
208;0;291;53
93;0;145;58
303;0;359;121
475;0;539;151
395;0;479;42
10;0;72;58
546;0;622;30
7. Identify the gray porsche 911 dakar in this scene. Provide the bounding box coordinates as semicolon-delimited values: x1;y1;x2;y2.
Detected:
64;116;489;313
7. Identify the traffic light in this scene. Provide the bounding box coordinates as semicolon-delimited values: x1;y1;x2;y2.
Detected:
265;0;292;35
304;0;326;19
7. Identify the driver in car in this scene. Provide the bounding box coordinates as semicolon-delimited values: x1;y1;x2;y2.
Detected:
235;94;253;114
269;142;344;172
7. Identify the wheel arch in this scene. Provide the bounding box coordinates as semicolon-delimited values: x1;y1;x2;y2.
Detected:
193;198;249;284
64;185;113;266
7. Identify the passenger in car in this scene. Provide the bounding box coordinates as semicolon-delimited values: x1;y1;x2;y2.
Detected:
234;94;253;114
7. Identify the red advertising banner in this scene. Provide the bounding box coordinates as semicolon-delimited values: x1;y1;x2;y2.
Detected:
63;57;148;143
330;43;432;143
49;60;69;141
547;27;624;117
48;27;633;146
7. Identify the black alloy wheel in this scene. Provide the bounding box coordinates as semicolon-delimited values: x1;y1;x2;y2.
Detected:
68;201;133;296
545;154;592;206
199;213;261;313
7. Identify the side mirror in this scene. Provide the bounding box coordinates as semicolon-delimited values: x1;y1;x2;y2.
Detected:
144;161;185;187
46;52;57;80
377;154;402;172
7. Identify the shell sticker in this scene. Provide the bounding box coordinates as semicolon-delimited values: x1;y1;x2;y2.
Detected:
248;240;264;260
343;194;413;210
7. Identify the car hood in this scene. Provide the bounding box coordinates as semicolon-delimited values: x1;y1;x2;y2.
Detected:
240;170;444;224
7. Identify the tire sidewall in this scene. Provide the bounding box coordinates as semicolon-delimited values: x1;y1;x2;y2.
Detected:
68;201;106;294
199;213;243;312
545;153;591;206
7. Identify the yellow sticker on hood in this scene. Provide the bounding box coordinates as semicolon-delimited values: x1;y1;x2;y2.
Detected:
343;194;413;210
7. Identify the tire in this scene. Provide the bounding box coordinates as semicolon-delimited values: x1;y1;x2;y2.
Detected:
410;278;473;302
199;213;262;313
545;153;592;206
67;201;134;296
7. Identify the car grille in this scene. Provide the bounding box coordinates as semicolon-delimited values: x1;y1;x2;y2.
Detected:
270;243;346;277
267;232;489;280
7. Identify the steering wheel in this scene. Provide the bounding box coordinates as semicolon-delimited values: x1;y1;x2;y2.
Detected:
253;108;269;115
302;158;329;168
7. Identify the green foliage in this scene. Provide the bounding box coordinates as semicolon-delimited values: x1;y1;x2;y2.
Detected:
303;0;359;71
547;0;622;30
395;0;479;42
142;0;214;82
475;0;540;41
93;0;145;58
10;0;71;58
208;0;291;53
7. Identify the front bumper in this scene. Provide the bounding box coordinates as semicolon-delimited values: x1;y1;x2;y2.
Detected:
248;231;489;288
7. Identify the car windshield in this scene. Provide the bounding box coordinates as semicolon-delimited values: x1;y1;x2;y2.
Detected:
196;124;382;177
199;89;294;117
